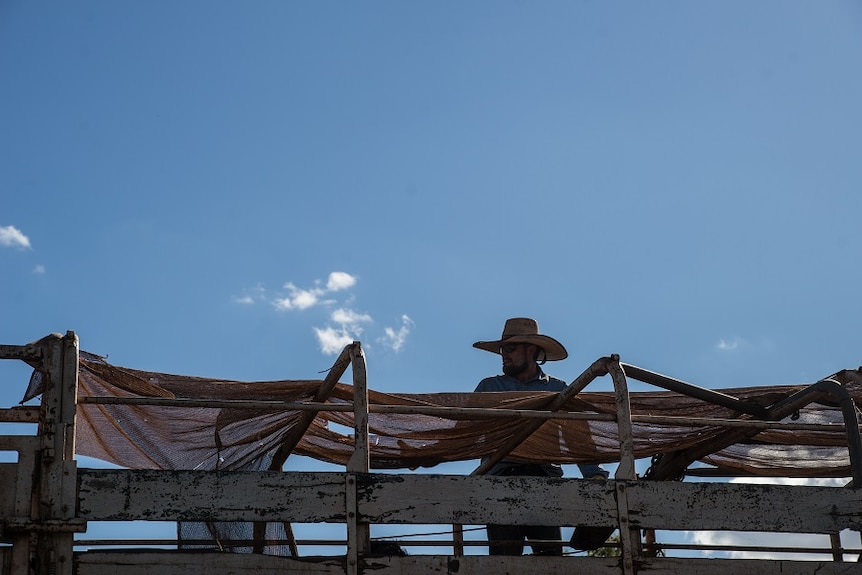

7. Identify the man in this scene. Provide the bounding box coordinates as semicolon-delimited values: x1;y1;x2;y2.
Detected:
473;317;608;556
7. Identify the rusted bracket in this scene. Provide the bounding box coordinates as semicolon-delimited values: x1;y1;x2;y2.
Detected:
0;342;46;370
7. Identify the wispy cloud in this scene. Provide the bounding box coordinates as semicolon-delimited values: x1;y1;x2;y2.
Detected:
332;308;372;325
715;336;777;354
32;264;46;274
233;285;266;305
716;337;743;351
0;225;31;249
314;307;373;354
313;326;356;355
273;272;355;311
378;315;414;352
236;272;413;355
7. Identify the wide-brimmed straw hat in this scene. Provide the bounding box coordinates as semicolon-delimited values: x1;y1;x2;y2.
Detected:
472;317;568;361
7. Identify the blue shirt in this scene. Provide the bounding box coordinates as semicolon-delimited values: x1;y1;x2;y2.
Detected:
475;368;608;479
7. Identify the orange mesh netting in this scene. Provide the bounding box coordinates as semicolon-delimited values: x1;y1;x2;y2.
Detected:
67;352;862;478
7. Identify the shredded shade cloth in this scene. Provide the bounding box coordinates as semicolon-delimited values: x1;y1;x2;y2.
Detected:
66;352;862;478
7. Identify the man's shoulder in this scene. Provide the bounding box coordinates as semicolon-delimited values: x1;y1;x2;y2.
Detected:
475;373;568;392
544;374;568;391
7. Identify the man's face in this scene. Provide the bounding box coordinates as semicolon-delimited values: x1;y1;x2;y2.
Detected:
500;343;534;377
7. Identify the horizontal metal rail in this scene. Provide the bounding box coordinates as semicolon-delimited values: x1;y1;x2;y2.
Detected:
0;344;43;362
650;542;862;556
76;395;860;433
621;363;767;417
67;538;862;557
0;407;40;423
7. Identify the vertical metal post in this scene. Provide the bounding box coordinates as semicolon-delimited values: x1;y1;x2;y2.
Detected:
829;532;843;562
452;524;464;557
36;332;78;575
609;356;639;575
346;342;370;575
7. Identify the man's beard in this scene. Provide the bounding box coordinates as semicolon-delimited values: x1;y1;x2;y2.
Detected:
503;360;530;377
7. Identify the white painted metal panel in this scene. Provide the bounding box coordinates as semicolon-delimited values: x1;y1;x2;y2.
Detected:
357;473;616;526
78;470;346;523
627;481;862;533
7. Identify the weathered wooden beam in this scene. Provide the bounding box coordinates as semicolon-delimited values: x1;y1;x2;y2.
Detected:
76;470;862;534
0;407;40;423
77;470;346;523
75;552;346;574
358;474;616;526
359;473;862;533
626;480;862;533
72;553;862;575
635;557;861;574
0;435;39;452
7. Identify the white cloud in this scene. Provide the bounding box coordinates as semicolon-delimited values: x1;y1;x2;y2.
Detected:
0;225;31;249
332;308;372;325
237;272;412;356
327;271;357;292
313;307;373;354
32;264;45;274
272;275;357;311
314;326;356;355
378;315;414;352
289;288;320;310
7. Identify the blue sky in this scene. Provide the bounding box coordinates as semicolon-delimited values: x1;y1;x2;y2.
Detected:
2;0;861;558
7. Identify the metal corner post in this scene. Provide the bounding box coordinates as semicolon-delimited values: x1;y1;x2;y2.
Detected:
609;356;639;575
34;331;80;575
346;342;370;575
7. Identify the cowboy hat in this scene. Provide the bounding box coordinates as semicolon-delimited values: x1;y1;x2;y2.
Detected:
472;317;568;361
